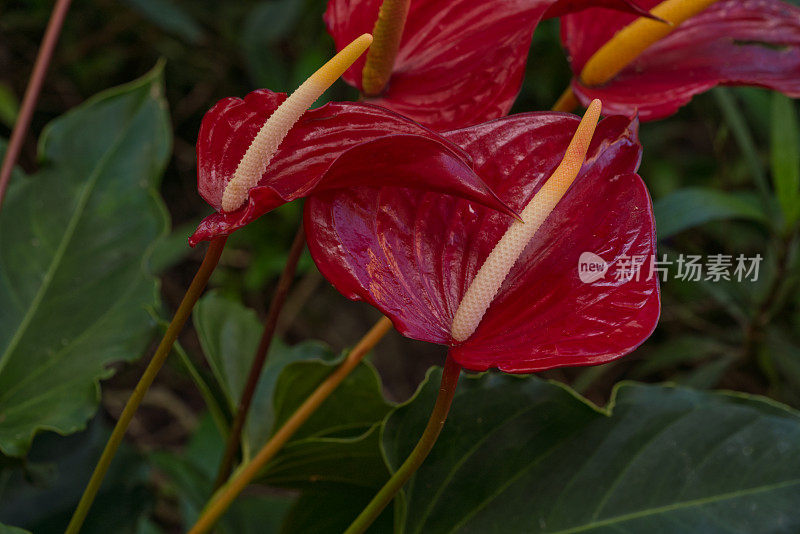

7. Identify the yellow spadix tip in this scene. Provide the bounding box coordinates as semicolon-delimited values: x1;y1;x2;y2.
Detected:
220;34;373;213
313;34;373;86
450;100;602;343
579;0;719;87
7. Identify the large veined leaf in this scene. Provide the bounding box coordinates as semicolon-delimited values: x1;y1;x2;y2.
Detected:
263;364;390;489
149;416;293;534
383;371;800;533
0;66;170;456
280;485;393;534
194;291;339;457
0;418;152;533
192;292;392;475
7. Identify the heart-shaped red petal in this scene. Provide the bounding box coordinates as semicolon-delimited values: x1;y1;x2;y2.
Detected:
325;0;551;130
190;90;514;245
306;112;659;372
325;0;663;130
563;0;800;120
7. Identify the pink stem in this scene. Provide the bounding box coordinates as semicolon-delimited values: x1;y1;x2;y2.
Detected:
0;0;73;207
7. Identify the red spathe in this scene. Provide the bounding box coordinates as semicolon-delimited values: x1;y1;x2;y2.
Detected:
190;89;515;245
305;112;659;373
325;0;657;130
562;0;800;120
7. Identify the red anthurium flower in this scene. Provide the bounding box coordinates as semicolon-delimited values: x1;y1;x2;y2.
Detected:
191;33;523;246
325;0;656;130
305;106;659;373
562;0;800;120
189;90;518;246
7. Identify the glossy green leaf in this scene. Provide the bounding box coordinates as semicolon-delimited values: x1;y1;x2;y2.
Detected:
280;485;393;534
260;354;391;489
263;356;392;488
654;187;767;239
262;358;391;490
385;371;800;533
0;66;170;457
262;417;389;490
770;93;800;227
193;291;333;456
149;416;293;533
192;292;392;477
271;358;392;442
0;418;152;533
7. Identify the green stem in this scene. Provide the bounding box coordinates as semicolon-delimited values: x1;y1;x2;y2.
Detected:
65;236;227;534
188;317;394;534
213;224;306;489
344;355;461;534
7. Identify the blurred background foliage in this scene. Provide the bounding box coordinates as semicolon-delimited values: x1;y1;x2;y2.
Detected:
1;0;799;532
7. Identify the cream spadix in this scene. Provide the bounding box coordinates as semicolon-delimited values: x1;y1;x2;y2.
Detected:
221;33;373;212
450;99;602;343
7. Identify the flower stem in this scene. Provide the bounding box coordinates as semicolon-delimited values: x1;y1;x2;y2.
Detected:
188;316;394;534
213;224;306;490
65;236;227;534
552;86;578;113
362;0;411;96
0;0;72;208
344;355;462;534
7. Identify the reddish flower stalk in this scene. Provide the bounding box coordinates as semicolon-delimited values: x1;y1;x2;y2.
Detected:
212;225;306;490
0;0;73;208
344;355;462;534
